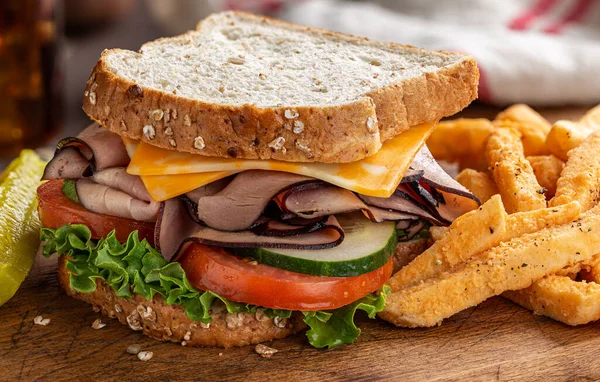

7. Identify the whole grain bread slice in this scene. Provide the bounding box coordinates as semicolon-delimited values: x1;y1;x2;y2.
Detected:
82;11;478;163
57;256;306;348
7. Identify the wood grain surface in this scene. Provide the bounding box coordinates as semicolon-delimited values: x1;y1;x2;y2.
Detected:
1;106;598;382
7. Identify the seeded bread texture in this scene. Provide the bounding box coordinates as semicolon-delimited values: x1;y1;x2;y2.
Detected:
57;256;306;348
82;11;478;162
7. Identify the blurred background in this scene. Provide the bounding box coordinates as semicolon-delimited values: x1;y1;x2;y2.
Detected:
1;0;598;156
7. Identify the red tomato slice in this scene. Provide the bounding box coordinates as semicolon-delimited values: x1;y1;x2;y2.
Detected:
179;243;393;311
37;180;156;245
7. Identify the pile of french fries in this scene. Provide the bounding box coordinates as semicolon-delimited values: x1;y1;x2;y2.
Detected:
380;104;600;327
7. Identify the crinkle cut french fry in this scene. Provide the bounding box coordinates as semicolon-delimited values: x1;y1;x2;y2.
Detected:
526;155;564;199
485;128;547;213
388;200;580;292
380;204;600;328
455;169;498;204
427;118;494;165
549;131;600;211
493;104;551;156
503;275;600;326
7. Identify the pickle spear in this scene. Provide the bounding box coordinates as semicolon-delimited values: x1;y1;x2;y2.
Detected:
0;150;46;306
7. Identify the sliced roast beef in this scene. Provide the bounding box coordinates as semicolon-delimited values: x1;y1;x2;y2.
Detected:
401;167;425;183
367;206;419;223
249;216;333;237
42;147;92;180
42;123;130;180
434;189;480;223
407;180;439;208
185;177;232;200
359;191;441;224
157;198;344;262
195;170;312;231
91;168;154;203
410;145;481;204
279;184;423;224
76;179;160;222
282;186;368;219
398;220;429;241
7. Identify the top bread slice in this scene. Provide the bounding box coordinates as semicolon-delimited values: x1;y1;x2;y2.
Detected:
82;11;478;163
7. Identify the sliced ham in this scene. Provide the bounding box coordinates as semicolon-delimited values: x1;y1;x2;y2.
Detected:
195;170;311;231
42;123;129;180
157;199;344;262
76;179;160;222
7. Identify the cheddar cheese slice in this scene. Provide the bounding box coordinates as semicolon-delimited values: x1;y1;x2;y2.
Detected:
127;122;436;201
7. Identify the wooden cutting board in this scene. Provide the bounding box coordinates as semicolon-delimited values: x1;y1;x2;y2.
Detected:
1;106;598;381
2;256;600;381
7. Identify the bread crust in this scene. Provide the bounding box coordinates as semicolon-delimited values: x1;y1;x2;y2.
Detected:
57;256;306;348
82;12;479;163
392;239;430;274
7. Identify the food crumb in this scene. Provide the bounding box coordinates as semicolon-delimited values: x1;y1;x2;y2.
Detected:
219;352;223;356
434;259;442;265
33;316;50;326
127;344;142;355
137;351;153;362
255;344;278;358
92;318;106;330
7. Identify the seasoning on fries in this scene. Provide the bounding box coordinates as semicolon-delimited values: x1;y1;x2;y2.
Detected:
380;103;600;330
485;128;547;213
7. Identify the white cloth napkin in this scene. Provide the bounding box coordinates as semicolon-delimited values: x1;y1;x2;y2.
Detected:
281;0;600;106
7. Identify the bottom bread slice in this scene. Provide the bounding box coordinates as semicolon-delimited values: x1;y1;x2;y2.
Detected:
57;256;306;348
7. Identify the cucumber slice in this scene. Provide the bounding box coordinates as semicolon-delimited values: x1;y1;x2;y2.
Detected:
233;214;397;277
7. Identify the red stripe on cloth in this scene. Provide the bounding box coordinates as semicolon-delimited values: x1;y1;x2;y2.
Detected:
477;65;493;104
543;0;594;34
221;0;285;12
508;0;558;30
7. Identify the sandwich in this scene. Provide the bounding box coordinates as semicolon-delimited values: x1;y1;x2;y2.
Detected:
38;11;480;349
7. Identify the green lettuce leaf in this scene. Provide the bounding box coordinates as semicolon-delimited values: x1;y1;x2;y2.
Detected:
41;224;387;348
303;285;390;349
41;224;251;324
61;179;80;204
